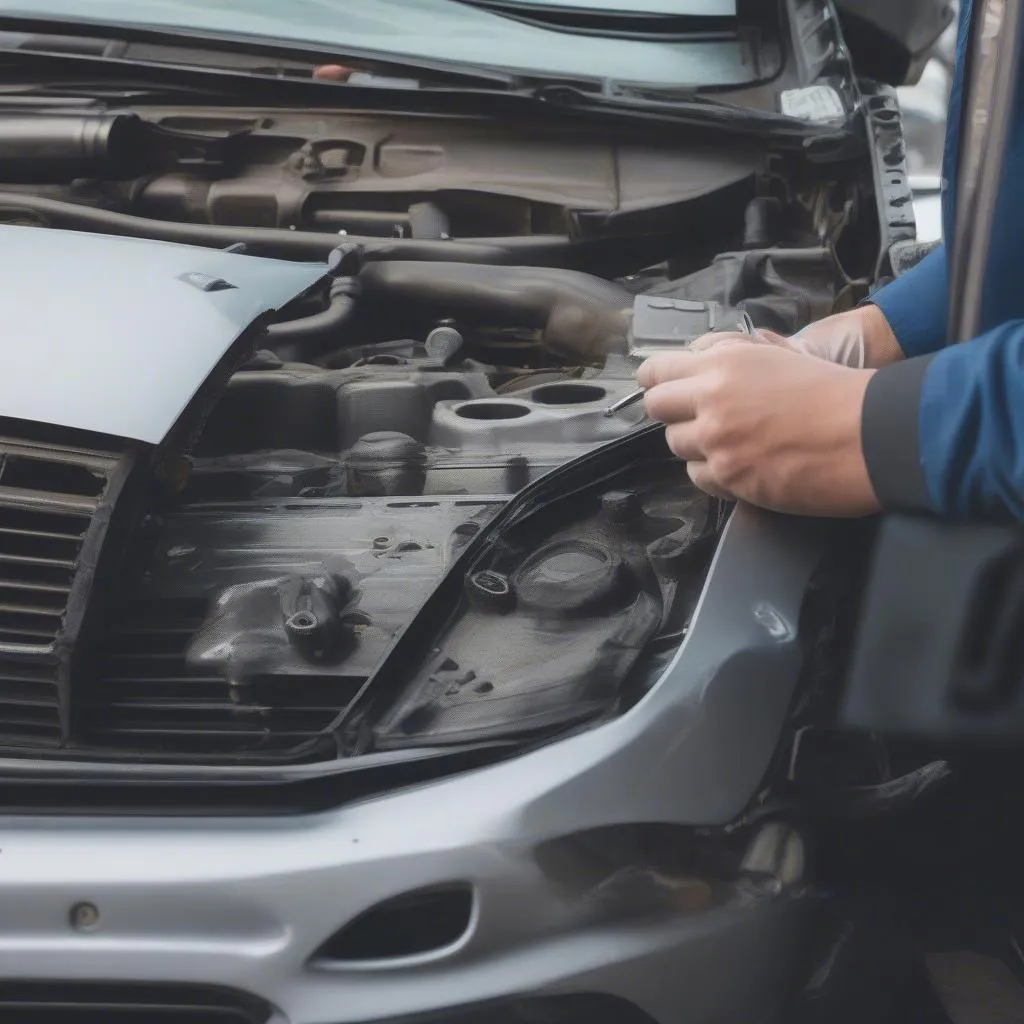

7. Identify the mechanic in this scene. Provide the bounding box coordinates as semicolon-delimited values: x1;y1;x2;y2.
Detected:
637;0;1024;522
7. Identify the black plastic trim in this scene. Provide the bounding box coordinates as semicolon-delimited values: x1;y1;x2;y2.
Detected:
0;981;273;1023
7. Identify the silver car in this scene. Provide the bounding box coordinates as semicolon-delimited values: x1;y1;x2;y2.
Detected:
0;2;935;1021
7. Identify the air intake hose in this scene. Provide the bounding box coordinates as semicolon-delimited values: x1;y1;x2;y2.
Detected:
0;114;150;182
359;262;632;363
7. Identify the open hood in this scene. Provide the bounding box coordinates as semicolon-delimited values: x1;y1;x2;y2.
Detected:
0;225;322;443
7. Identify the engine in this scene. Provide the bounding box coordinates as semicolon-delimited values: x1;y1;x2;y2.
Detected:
0;215;860;767
79;257;665;761
0;97;885;767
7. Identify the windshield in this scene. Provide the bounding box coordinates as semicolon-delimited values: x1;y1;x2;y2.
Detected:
0;0;769;89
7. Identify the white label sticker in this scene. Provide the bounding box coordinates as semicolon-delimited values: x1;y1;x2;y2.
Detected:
780;85;846;123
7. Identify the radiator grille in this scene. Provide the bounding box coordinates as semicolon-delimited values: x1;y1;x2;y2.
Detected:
83;599;363;757
0;983;271;1024
0;435;121;747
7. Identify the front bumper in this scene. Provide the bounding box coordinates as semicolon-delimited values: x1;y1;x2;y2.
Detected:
0;808;812;1024
0;506;826;1024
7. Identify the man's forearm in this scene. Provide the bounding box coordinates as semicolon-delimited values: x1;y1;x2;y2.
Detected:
868;244;949;360
786;248;948;369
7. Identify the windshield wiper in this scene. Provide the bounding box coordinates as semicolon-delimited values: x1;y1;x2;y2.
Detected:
0;25;518;91
0;45;525;111
0;25;863;156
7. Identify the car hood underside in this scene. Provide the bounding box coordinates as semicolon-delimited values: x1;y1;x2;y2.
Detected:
0;225;323;444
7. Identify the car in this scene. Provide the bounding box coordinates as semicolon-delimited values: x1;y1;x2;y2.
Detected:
0;2;938;1022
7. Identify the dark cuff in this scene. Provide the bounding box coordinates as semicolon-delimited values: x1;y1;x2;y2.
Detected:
861;355;937;512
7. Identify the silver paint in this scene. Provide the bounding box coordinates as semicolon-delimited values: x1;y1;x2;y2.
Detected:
0;504;825;1023
0;225;324;443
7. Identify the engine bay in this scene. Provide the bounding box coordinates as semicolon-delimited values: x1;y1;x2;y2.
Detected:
3;12;1018;1024
0;83;912;766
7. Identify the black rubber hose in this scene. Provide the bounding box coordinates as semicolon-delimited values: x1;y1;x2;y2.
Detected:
0;192;573;264
266;280;358;347
359;261;632;363
0;114;147;183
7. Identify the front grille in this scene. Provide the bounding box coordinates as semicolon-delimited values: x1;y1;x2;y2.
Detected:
83;598;363;758
0;983;272;1024
0;435;123;747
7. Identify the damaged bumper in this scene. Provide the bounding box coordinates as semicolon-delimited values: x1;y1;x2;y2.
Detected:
0;504;824;1024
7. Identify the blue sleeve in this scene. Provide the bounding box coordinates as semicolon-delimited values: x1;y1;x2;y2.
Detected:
920;322;1024;519
869;244;949;358
861;320;1024;522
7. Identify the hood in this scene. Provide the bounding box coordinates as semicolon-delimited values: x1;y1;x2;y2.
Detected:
0;224;323;444
0;0;754;88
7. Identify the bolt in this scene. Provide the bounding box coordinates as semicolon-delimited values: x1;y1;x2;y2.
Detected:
601;490;641;524
70;902;100;932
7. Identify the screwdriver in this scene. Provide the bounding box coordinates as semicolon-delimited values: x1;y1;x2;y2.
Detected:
604;311;757;417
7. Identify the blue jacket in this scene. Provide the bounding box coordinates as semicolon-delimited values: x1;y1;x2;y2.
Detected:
864;0;1024;520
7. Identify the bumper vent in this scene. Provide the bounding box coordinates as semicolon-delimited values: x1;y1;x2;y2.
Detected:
0;432;125;747
314;884;474;963
83;598;362;759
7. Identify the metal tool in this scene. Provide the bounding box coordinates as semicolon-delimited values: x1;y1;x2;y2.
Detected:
604;311;757;418
603;387;647;417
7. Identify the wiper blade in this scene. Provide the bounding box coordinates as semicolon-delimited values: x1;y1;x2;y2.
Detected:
0;47;523;111
0;77;251;105
0;24;518;90
0;22;863;157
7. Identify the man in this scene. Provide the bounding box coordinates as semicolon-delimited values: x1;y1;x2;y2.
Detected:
638;0;1024;522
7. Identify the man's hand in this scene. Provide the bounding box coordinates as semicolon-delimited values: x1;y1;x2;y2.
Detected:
789;305;903;368
689;304;904;368
638;342;882;516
